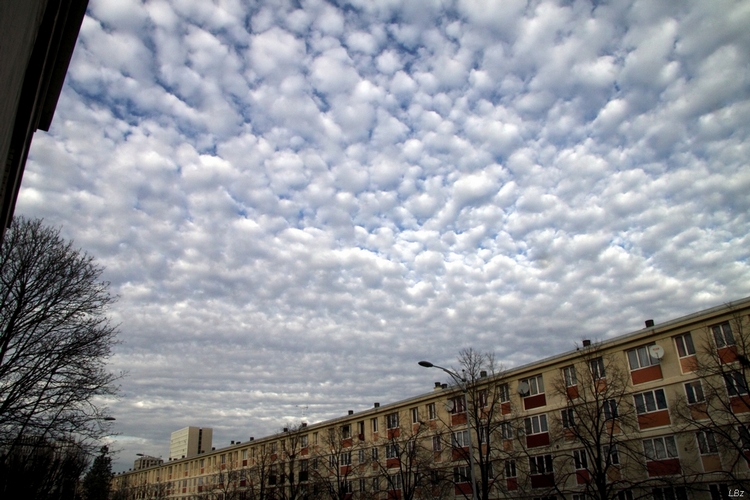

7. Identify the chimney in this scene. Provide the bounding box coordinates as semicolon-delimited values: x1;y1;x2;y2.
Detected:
374;402;380;408
441;384;447;389
480;370;487;378
302;423;307;427
231;441;235;445
283;428;288;432
645;319;655;328
348;410;354;415
249;437;254;441
582;339;591;347
434;382;442;390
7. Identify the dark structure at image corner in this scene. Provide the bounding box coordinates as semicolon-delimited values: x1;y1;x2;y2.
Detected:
0;0;90;243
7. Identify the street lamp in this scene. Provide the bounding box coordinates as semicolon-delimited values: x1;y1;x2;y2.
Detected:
418;361;478;500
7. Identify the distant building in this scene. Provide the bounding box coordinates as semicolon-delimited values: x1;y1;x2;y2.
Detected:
0;0;89;241
169;427;212;460
134;455;163;470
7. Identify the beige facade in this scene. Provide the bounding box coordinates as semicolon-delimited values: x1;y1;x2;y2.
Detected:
113;298;750;500
170;427;213;461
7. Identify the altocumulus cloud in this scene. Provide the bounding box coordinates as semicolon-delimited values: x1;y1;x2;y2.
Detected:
17;0;750;470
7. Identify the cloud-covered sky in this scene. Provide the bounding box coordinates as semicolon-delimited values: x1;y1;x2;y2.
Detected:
17;0;750;471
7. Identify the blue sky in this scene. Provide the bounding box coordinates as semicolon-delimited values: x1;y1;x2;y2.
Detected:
17;0;750;471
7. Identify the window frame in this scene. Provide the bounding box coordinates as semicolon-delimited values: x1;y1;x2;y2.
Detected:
563;365;577;387
561;408;575;429
498;383;510;403
520;375;545;396
674;333;696;358
432;435;442;452
684;380;705;404
529;454;553;475
524;414;549;435
500;422;513;440
603;399;619;420
712;322;735;348
427;402;437;420
451;429;470;449
590;357;606;379
634;388;668;415
573;449;588;470
386;412;399;429
371;417;378;433
642;435;679;461
411;407;419;424
724;371;749;396
627;344;659;371
696;430;719;455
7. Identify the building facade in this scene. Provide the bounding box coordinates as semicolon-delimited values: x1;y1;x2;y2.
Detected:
113;298;750;500
135;455;165;471
170;427;213;461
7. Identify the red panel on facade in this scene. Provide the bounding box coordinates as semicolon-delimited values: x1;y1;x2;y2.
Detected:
731;395;750;413
637;410;671;430
454;483;472;495
452;447;468;461
576;469;590;484
526;433;550;448
718;346;738;364
506;478;517;491
679;355;698;373
451;413;468;425
387;428;400;439
342;438;353;448
647;458;681;477
386;458;400;468
630;364;663;385
530;473;554;489
501;402;511;415
523;394;546;410
566;386;579;400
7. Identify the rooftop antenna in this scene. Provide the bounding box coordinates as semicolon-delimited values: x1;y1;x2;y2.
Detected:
295;405;309;418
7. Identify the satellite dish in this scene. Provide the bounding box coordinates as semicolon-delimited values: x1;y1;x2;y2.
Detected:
649;345;665;361
444;400;456;413
517;381;530;396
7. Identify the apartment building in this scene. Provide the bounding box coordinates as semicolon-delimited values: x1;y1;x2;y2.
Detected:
113;297;750;500
170;427;213;461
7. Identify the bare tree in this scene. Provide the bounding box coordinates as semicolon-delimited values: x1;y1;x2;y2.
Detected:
309;424;366;500
0;217;119;455
672;308;750;491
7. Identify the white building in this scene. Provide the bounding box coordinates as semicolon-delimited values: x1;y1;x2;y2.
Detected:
169;427;212;460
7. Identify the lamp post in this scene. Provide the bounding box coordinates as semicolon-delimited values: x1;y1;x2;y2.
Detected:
418;361;478;500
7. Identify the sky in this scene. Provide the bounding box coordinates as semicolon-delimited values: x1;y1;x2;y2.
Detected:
16;0;750;472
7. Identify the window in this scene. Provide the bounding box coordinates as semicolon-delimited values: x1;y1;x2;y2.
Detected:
478;425;490;445
685;381;705;404
520;375;544;396
452;430;470;448
504;460;516;478
301;435;308;448
371;447;379;460
386;413;399;429
343;480;353;494
627;344;659;370
357;421;365;437
221;454;226;464
709;484;730;500
241;450;247;460
561;408;575;429
603;399;618;420
449;395;466;413
386;444;399;459
371;477;380;492
652;487;687;500
312;458;318;470
432;435;442;452
371;418;378;433
712;322;735;348
411;407;419;424
313;432;318;445
500;422;513;440
724;371;749;396
478;389;488;407
427;402;437;420
739;425;750;450
573;450;588;470
563;366;577;387
340;452;352;466
270;442;277;453
643;436;679;461
328;455;336;468
454;466;470;483
604;445;620;466
388;473;402;490
498;383;510;402
524;414;548;435
634;388;668;414
674;333;696;357
358;478;366;492
358;449;365;463
529;455;553;474
696;431;719;455
341;424;351;439
590;357;606;379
